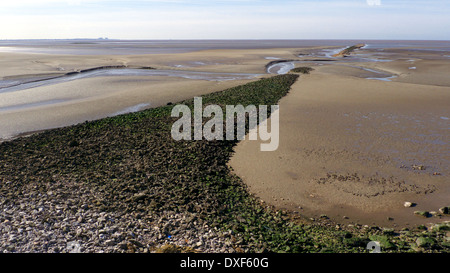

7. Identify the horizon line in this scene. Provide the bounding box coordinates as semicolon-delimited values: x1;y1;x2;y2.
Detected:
2;38;450;42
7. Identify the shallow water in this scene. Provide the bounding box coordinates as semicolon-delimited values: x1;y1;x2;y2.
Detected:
366;75;398;82
2;39;449;55
0;68;262;94
113;103;151;116
0;99;68;112
266;62;296;74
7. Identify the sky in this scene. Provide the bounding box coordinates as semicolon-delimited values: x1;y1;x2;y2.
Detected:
0;0;449;40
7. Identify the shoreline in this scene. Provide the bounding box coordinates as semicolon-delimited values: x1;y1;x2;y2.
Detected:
1;43;449;253
1;74;448;254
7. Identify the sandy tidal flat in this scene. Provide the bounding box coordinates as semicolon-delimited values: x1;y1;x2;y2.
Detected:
0;47;299;140
1;40;449;229
230;46;450;228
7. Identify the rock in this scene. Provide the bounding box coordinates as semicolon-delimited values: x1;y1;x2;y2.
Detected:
414;211;430;218
8;235;17;243
432;223;450;232
404;202;416;208
382;228;395;235
131;192;147;202
320;214;329;219
129;239;145;248
439;207;449;215
409;243;422;253
343;237;369;247
68;140;79;147
155;244;181;253
104;239;115;246
417;225;427;230
369;235;396;250
117;242;128;250
412;164;426;170
415;237;435;248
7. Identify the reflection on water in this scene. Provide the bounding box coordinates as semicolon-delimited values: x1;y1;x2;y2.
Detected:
266;62;295;74
366;75;398;82
0;99;68;112
113;103;151;116
0;68;262;94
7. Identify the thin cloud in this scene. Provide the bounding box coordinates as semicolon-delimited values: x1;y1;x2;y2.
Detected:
367;0;381;6
0;0;448;39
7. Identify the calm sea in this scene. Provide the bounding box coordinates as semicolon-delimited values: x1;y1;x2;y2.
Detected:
0;39;449;55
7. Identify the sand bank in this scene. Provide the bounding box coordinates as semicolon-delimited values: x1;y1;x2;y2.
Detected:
229;59;450;228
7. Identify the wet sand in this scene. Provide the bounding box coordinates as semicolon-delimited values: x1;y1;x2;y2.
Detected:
229;47;450;228
0;47;298;140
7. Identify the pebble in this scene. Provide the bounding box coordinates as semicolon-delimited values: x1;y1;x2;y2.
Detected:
414;211;430;218
0;196;237;253
439;207;449;215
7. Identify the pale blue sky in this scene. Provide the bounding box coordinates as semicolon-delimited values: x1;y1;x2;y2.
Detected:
0;0;448;40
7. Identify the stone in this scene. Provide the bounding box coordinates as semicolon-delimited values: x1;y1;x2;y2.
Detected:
129;239;145;248
417;225;427;230
415;237;435;248
155;244;181;253
432;223;450;232
439;207;449;215
414;211;430;218
410;243;422;253
404;202;415;208
68;140;79;147
131;192;147;202
105;239;115;246
117;242;128;250
369;235;396;250
343;237;368;247
382;228;395;235
412;164;426;170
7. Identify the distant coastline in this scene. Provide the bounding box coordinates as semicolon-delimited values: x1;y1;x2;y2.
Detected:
1;39;450;55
